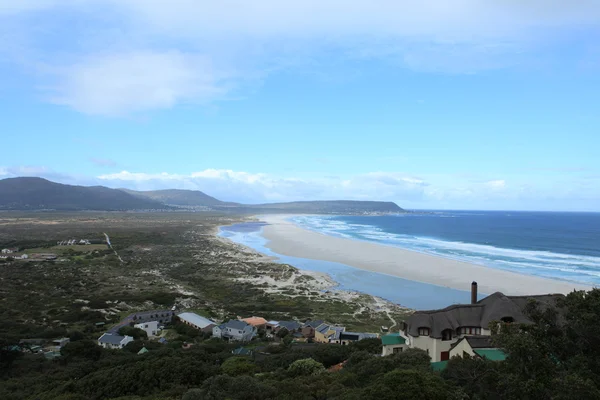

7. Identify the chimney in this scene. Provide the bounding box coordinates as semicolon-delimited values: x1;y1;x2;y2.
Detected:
471;281;478;304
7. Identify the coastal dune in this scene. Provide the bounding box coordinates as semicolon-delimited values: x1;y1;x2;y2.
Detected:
260;215;593;297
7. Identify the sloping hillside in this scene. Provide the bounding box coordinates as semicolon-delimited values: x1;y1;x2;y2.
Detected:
0;178;167;211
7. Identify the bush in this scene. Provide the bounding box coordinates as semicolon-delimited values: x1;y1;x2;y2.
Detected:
288;358;325;377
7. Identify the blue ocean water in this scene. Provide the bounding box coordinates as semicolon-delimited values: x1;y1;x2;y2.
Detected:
219;222;481;310
290;211;600;286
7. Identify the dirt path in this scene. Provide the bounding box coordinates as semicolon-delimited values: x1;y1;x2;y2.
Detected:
104;232;124;263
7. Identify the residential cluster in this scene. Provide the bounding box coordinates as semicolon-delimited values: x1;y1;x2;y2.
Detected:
11;337;72;360
95;309;380;351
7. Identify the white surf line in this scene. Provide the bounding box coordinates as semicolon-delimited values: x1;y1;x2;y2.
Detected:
104;232;124;263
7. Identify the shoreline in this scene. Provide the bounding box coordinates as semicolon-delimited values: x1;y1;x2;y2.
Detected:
214;219;411;320
258;214;593;297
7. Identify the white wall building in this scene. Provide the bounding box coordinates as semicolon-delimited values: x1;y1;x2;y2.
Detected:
98;333;134;349
134;321;160;337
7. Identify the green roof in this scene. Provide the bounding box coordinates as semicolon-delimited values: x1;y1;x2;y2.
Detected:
474;349;506;361
137;347;149;355
232;347;253;356
381;333;406;346
431;361;448;371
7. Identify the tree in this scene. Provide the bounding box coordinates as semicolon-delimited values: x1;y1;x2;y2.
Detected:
221;356;256;376
60;340;103;361
349;338;382;354
288;358;325;377
118;326;148;340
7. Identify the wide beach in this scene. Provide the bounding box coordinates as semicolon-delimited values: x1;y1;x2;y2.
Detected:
260;215;593;297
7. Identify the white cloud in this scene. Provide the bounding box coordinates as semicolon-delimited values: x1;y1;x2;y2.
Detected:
485;179;506;189
2;0;600;115
46;51;228;116
97;169;428;204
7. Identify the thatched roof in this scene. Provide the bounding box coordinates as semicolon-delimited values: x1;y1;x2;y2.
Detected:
405;292;565;339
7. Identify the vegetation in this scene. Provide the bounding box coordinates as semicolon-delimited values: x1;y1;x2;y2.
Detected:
3;212;599;399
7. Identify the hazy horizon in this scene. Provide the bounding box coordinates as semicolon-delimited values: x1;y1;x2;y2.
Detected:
1;1;599;212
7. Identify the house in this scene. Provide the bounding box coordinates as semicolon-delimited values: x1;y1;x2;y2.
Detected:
301;320;324;339
381;333;407;356
158;337;168;345
400;282;564;362
265;320;280;333
241;316;268;329
177;312;216;332
449;335;506;361
314;324;345;343
1;248;18;254
97;333;134;349
277;320;302;332
134;321;160;337
266;320;302;335
339;332;379;345
213;320;256;342
51;338;70;349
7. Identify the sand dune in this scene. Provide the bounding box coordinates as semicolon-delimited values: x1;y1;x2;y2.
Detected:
260;215;593;297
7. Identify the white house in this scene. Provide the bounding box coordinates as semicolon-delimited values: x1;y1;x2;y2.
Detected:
213;320;256;342
400;282;564;362
98;333;134;349
134;321;160;337
381;333;407;356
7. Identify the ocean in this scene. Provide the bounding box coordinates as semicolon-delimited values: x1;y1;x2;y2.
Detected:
290;211;600;286
219;211;600;310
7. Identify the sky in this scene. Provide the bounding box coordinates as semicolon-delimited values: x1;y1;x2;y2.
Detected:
1;1;599;211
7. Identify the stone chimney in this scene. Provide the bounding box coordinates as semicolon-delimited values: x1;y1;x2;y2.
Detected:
471;281;478;304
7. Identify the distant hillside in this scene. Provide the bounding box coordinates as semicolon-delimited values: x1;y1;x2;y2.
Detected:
244;200;404;214
121;189;238;207
0;178;404;214
0;178;167;211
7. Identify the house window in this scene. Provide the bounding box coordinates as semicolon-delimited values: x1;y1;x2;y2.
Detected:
459;327;481;335
441;329;453;341
501;317;514;323
393;347;403;354
417;327;430;336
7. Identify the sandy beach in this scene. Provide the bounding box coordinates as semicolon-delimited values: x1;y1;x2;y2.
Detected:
260;215;593;297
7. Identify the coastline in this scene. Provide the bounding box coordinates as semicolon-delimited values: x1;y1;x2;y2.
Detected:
259;214;593;297
214;218;411;324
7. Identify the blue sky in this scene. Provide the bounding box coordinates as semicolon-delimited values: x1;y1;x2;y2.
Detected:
1;1;599;211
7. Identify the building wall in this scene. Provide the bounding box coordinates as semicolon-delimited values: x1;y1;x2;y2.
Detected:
212;326;223;338
449;340;475;359
135;321;159;337
382;344;407;356
314;330;332;343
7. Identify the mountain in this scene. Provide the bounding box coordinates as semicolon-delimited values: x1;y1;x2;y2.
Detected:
244;200;404;214
0;178;404;214
0;177;167;211
121;189;238;207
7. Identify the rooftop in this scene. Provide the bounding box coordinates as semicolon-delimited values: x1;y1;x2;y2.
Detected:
405;292;565;339
474;348;506;361
381;333;406;346
177;312;216;329
241;316;268;326
98;333;128;345
220;320;251;330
